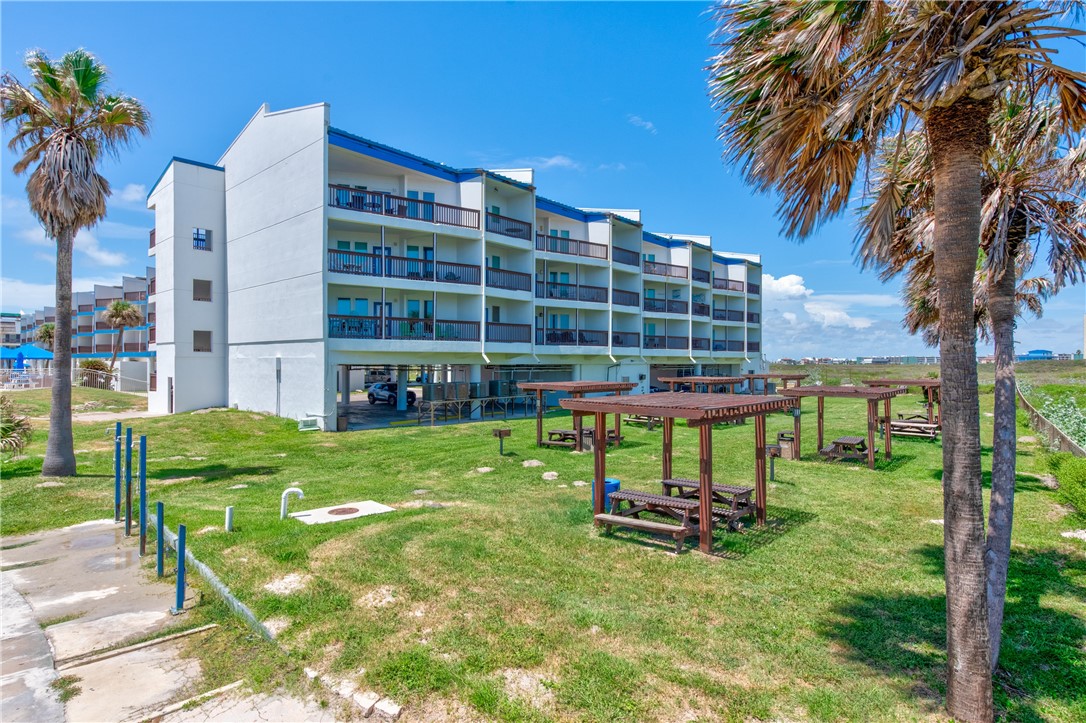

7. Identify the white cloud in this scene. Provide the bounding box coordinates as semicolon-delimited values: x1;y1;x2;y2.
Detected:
782;311;798;325
116;183;146;203
627;114;658;134
97;219;151;239
803;300;874;329
762;273;813;300
518;154;583;171
74;230;127;267
817;293;900;307
3;195;130;267
1;275;126;314
597;162;628;172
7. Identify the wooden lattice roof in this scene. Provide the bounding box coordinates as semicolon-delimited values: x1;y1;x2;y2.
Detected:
863;379;941;388
560;392;794;424
518;381;638;393
778;385;906;400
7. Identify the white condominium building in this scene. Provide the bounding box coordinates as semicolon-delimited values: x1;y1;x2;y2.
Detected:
146;102;764;428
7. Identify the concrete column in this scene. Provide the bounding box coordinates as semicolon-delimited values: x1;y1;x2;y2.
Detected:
396;365;408;411
340;365;351;405
469;364;482;419
694;363;703;375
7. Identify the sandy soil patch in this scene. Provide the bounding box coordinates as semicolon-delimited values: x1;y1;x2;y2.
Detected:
501;668;554;710
542;472;559;481
356;585;398;608
264;573;311;595
522;460;544;468
264;616;291;638
35;481;66;488
1061;529;1086;541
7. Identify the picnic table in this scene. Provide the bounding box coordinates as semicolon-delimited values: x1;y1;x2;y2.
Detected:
547;427;622;447
520;381;637;451
625;414;663;429
889;418;940;440
820;435;875;462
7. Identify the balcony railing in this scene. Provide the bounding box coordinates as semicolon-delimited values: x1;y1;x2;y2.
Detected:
612;331;640;347
75;345;93;354
612;247;640;267
77;326;92;334
124;291;146;301
328;185;480;229
643;335;665;350
747;282;761;295
485;267;532;292
485;322;532;343
149;327;156;344
748;341;761;352
123;342;143;352
643;260;688;279
643;298;666;313
666;336;689;350
148;279;156;296
535;328;608;346
95;322;112;331
713;340;745;352
149;229;156;249
713;277;746;292
612;288;640;307
714;309;745;322
747;312;761;324
692;302;711;317
149;373;157;391
691;337;710;351
692;268;711;284
486;212;532;240
78;304;93;313
535;281;608;304
327;250;481;285
328;315;480;342
535;233;608;260
148;313;156;324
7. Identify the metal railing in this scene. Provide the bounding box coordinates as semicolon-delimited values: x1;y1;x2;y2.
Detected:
612;331;640;347
643;260;688;279
612;247;640;266
692;268;711;284
485;323;532;343
714;309;745;322
328;184;480;229
747;312;761;324
691;337;710;351
328;315;480;342
713;340;745;352
665;335;689;350
485;267;532;292
692;302;711;317
327;249;481;285
534;233;608;260
747;282;761;295
667;299;688;314
713;277;746;292
535;281;608;303
748;341;761;352
149;229;156;249
612;288;640;307
535;328;608;346
486;212;532;240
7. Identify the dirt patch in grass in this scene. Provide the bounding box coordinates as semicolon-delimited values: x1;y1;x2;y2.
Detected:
264;573;311;595
501;668;555;710
357;586;398;609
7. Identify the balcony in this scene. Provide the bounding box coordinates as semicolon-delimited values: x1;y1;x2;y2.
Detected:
328;249;481;286
124;291;146;301
612;247;640;267
485;322;532;344
692;302;711;317
148;279;156;296
747;282;761;295
535;281;608;304
77;325;92;334
77;304;93;313
747;312;761;324
713;340;745;352
123;342;143;352
149;373;157;391
75;345;92;354
149;327;156;344
612;288;640;307
643;299;688;314
328;185;480;229
691;337;710;351
95;322;112;331
486;212;532;240
643;260;688;279
612;331;640;348
535;233;608;260
692;268;711;284
713;277;746;292
714;309;745;322
535;328;608;347
329;315;480;342
149;229;155;249
485;267;532;292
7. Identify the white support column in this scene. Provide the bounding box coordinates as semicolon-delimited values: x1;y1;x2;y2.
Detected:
340;365;351;405
469;364;482;419
396;365;408;411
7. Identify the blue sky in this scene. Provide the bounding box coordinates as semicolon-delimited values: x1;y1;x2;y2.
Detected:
2;1;1083;358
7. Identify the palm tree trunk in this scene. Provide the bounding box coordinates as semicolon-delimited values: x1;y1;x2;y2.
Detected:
985;249;1018;673
927;98;993;723
109;325;125;376
41;228;77;477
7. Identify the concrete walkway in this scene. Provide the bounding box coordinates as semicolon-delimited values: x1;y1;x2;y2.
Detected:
0;520;333;722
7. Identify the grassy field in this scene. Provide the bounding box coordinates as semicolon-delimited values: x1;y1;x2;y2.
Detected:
2;388;1084;720
3;386;147;417
770;359;1086;390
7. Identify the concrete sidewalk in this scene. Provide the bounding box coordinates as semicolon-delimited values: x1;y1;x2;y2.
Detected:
0;520;334;722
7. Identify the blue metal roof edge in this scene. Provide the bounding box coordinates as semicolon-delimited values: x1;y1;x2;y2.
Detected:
643;231;684;248
536;196;607;222
147;157;224;200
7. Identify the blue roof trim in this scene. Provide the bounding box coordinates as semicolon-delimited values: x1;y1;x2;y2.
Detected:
73;351;155;359
613;214;642;228
643;231;685;249
535;196;603;223
329;128;535;190
147;157;224;200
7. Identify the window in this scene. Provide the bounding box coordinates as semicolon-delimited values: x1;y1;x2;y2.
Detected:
407;300;421;319
337;240;350;251
337;298;352;314
355;241;367;252
193;228;211;251
193;279;212;302
490;205;501;216
491;305;501;323
355;298;368;315
424;300;434;319
490;255;501;269
643;253;655;262
193;330;212;352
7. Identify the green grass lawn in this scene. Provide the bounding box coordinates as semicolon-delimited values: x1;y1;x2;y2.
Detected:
2;386;147;417
770;359;1086;390
2;393;1084;721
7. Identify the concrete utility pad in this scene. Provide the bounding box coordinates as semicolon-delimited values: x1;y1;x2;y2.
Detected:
0;571;63;723
159;691;336;722
64;639;200;723
289;501;395;525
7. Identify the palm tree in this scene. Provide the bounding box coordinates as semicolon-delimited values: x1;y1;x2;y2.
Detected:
103;300;142;374
1;49;149;477
35;322;55;351
709;3;1085;719
859;100;1086;672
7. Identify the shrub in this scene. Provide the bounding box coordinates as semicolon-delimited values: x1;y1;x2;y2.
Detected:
1049;453;1086;516
78;359;113;389
0;395;32;458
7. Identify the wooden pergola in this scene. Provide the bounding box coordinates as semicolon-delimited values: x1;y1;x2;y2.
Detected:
560;392;794;553
862;379;941;425
518;381;637;451
657;376;745;393
742;373;809;395
778;385;907;469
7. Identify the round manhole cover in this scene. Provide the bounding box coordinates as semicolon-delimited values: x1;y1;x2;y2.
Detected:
328;507;359;516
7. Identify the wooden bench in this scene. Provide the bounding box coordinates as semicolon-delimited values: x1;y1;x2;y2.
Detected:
660;477;754;516
599;489;699;553
889;419;940;440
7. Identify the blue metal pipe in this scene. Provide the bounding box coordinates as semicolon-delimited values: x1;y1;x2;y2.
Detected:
156;502;164;578
124;427;133;536
113;422;121;522
139;436;147;556
173;524;186;614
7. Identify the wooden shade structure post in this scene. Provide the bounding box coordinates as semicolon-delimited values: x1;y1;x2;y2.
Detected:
741;373;809;395
535;389;544;446
520;381;637;449
754;414;767;525
883;398;893;460
592;411;607;519
780;386;908;470
697;423;713;551
573;392;584;451
662;417;674;480
792;401;802;459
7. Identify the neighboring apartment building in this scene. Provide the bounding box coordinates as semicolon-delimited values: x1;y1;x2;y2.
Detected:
146;102;765;428
1;312;22;348
20;273;157;389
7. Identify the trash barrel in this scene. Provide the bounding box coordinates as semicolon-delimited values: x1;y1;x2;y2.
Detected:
592;477;621;512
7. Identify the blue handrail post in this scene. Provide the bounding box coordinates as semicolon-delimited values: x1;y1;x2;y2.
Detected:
113;422;121;522
156;502;164;577
139;436;148;556
124;427;133;536
172;524;186;615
